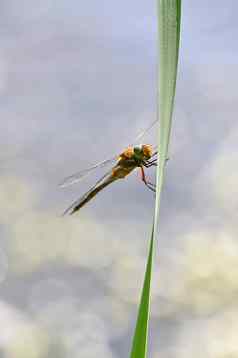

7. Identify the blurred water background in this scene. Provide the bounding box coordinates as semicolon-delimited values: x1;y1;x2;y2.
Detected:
0;0;238;357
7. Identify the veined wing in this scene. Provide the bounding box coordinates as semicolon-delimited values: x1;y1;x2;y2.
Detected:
62;168;113;215
60;118;159;188
59;156;117;188
130;119;158;146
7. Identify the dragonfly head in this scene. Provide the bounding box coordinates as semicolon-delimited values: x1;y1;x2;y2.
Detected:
142;144;153;159
134;144;153;161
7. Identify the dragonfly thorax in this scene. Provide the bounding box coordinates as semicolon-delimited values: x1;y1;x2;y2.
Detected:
118;144;153;165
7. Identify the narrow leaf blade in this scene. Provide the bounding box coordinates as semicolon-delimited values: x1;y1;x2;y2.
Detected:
154;0;182;228
129;2;182;357
130;229;154;358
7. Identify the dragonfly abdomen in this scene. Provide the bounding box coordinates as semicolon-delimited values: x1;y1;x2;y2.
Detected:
112;164;136;179
68;175;117;215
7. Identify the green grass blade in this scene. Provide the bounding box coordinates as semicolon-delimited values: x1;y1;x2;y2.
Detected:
129;1;181;357
154;0;181;228
130;228;154;358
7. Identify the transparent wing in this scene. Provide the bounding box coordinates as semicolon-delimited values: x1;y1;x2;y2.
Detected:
60;118;159;189
59;156;117;188
131;119;160;158
62;168;113;215
130;119;158;146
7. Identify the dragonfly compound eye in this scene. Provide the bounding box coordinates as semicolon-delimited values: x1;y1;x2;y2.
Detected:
142;144;153;158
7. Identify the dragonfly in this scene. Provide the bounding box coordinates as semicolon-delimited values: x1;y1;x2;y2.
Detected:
60;120;159;215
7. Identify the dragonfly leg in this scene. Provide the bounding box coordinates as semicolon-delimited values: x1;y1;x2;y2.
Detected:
145;182;156;192
146;180;156;191
143;162;150;168
140;166;146;182
145;184;156;193
144;157;170;168
140;167;156;192
149;157;157;162
147;181;156;188
144;159;157;167
146;162;157;168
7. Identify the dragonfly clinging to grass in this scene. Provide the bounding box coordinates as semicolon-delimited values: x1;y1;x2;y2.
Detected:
60;120;161;215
